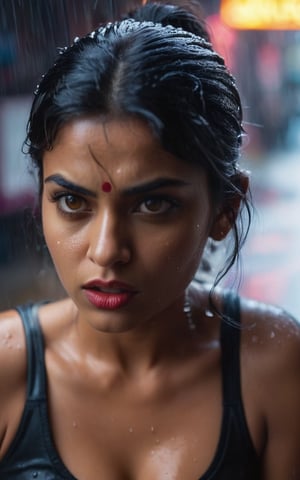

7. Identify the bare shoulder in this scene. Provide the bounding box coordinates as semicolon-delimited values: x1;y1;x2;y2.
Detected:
239;297;300;387
240;297;300;474
0;308;27;448
0;297;74;369
0;299;72;453
0;298;72;402
240;296;300;362
0;308;27;385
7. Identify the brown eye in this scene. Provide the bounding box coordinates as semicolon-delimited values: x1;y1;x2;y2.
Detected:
143;199;165;212
64;195;83;210
138;197;177;214
58;194;87;213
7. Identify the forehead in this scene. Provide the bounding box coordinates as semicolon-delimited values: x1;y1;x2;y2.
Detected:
52;116;160;156
43;116;206;186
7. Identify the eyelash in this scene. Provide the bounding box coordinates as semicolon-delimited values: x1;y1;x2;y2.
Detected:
49;192;180;218
50;192;90;217
135;195;180;215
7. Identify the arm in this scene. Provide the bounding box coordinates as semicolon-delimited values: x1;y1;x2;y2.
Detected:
261;314;300;479
0;309;27;458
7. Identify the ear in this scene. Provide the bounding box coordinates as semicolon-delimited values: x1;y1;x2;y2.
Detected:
209;172;249;241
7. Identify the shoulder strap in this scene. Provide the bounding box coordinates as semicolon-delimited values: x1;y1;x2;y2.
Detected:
15;303;46;400
221;290;242;406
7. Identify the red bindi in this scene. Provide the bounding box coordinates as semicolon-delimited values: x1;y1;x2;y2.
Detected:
101;182;112;193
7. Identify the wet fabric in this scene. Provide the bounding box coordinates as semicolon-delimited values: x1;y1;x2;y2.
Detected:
0;292;261;479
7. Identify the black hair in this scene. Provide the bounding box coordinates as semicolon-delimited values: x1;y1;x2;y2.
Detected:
125;1;211;42
24;2;251;286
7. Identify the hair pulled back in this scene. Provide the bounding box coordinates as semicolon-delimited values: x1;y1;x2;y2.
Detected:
25;2;251;282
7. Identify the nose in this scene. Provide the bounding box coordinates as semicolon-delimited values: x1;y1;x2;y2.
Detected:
87;209;131;267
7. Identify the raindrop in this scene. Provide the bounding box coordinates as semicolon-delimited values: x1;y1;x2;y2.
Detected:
32;473;38;478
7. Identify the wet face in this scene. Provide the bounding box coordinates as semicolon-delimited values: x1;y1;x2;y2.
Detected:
42;117;217;332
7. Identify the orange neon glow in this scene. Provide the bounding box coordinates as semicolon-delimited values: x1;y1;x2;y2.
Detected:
221;0;300;30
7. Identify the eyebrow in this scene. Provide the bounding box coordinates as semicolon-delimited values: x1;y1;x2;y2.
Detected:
122;178;191;195
44;174;190;197
44;175;97;197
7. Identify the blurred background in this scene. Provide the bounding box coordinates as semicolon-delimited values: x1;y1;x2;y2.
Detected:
1;0;300;318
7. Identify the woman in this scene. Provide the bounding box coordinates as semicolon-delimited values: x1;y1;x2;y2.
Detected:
0;3;299;479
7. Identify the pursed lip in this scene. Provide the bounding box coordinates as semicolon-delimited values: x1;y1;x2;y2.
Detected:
82;279;138;310
82;279;138;293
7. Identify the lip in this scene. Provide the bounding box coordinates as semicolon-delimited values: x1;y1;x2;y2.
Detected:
82;280;138;310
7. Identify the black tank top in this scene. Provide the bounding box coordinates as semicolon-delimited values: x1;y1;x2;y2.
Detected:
0;292;261;479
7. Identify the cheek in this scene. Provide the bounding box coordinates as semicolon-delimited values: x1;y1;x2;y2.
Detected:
147;222;209;275
45;229;84;264
42;213;83;271
142;225;209;309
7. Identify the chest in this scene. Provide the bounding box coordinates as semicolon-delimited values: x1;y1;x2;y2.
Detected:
46;356;224;480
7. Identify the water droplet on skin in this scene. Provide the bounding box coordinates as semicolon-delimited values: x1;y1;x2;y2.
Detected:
205;309;213;318
150;426;155;433
252;335;258;343
270;331;275;339
128;427;133;433
72;421;78;428
155;438;160;444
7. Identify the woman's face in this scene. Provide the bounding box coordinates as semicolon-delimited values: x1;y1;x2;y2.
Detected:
42;117;218;332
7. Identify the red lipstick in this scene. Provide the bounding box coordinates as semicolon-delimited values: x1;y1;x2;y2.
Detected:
82;280;137;310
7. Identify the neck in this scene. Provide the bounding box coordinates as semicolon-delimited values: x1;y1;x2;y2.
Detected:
71;294;194;375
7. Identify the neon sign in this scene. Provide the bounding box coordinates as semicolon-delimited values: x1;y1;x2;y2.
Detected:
221;0;300;29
